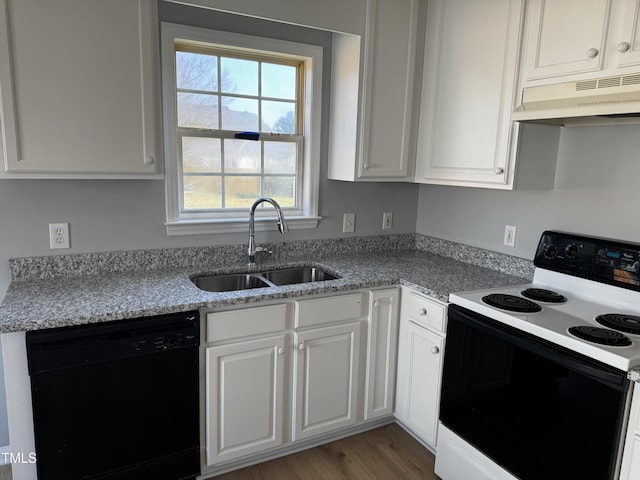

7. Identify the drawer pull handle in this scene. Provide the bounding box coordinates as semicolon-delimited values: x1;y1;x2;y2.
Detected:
419;308;428;316
431;346;440;354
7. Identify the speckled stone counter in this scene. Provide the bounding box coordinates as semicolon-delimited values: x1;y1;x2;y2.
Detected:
0;243;531;334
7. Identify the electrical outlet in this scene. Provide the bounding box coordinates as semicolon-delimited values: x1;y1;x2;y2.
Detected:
343;213;355;233
382;212;393;230
504;225;516;247
49;223;70;249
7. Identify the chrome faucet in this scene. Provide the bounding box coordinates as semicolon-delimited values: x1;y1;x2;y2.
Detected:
248;197;289;265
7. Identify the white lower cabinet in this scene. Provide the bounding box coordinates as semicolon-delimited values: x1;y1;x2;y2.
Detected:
395;286;447;448
203;288;398;472
206;334;287;465
365;288;400;420
292;321;361;441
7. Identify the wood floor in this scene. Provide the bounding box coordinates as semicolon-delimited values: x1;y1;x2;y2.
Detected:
213;423;439;480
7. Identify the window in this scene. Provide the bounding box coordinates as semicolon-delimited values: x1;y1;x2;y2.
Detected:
161;23;322;235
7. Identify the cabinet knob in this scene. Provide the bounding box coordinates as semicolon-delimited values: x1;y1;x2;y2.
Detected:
494;167;504;175
373;300;379;308
363;163;370;170
144;155;155;165
586;48;599;59
298;343;305;351
419;308;427;316
431;346;440;354
617;41;631;53
277;347;285;355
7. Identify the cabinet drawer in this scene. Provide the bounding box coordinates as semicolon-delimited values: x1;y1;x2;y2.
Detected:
401;288;446;333
295;293;364;328
206;304;288;343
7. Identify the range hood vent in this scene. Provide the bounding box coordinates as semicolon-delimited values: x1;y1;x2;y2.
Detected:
512;73;640;125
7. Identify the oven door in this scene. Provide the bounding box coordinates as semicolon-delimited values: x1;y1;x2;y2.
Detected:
440;304;631;480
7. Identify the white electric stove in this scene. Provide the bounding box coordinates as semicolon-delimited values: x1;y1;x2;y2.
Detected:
450;267;640;371
437;231;640;480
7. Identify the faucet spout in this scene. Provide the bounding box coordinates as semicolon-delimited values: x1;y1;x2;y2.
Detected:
248;197;289;265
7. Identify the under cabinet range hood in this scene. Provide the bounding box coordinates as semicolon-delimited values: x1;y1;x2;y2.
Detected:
512;73;640;125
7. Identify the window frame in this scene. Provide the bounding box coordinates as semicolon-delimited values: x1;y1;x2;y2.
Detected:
161;22;322;235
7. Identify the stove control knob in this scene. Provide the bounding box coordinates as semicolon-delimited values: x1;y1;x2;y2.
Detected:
543;244;558;258
564;243;580;258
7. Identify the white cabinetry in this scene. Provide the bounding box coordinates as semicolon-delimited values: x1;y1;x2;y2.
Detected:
620;384;640;480
395;287;447;448
204;304;289;465
364;288;399;420
522;0;611;81
0;0;162;178
414;0;522;187
328;0;421;181
521;0;640;82
203;289;395;473
414;0;558;189
292;293;364;441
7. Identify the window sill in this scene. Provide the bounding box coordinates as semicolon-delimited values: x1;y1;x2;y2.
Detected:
166;216;321;236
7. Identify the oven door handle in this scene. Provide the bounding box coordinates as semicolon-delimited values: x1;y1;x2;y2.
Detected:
449;304;628;390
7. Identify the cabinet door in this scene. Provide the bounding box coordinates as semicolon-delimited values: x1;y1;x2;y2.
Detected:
616;0;640;69
205;335;287;465
358;0;419;179
395;320;444;446
523;0;611;81
414;0;523;188
292;322;360;441
0;0;161;178
327;0;420;181
364;288;399;420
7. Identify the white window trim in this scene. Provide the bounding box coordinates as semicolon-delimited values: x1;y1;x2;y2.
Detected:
161;22;322;235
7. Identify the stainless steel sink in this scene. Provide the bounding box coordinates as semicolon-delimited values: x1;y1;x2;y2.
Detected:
191;266;340;292
191;273;270;292
261;267;339;286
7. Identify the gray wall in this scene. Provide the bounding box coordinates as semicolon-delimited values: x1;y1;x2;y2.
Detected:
0;2;420;301
416;124;640;259
0;3;418;447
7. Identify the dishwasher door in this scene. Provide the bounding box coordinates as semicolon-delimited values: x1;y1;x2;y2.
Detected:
26;311;200;480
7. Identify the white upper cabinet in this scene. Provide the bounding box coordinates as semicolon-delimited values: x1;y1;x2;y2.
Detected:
415;0;527;188
521;0;640;84
0;0;162;178
613;0;640;69
523;0;611;81
328;0;420;181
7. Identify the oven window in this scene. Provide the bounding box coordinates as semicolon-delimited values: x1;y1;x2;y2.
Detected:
441;305;630;480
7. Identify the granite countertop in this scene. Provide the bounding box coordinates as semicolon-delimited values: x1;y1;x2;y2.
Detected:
0;249;530;334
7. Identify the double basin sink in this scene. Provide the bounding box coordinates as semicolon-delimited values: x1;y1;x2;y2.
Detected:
192;266;340;292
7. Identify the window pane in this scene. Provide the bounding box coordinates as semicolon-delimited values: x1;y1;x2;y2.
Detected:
224;139;260;173
262;63;296;100
182;137;221;173
183;176;221;209
264;176;295;206
264;142;296;174
178;93;218;129
221;97;258;131
221;57;258;96
176;51;218;92
262;101;295;133
225;176;261;207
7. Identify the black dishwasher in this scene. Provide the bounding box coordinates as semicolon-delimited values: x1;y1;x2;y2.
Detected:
26;311;200;480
